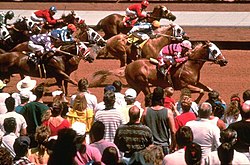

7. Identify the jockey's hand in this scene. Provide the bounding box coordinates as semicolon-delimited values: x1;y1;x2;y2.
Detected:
146;13;150;18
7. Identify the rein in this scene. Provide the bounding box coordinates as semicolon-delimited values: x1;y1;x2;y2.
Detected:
12;26;21;32
156;33;176;39
188;58;216;62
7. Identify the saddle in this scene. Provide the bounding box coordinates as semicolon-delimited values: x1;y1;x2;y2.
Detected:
127;33;148;49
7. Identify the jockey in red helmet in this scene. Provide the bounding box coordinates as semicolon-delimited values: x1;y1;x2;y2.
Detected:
125;0;149;26
157;40;192;76
31;6;63;27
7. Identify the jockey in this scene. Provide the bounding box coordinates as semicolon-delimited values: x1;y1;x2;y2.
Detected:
31;6;63;27
0;10;14;26
50;24;77;42
125;0;149;26
157;40;192;76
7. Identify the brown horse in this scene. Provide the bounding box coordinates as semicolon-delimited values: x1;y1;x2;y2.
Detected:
92;5;176;40
99;23;187;67
0;42;95;95
124;41;228;96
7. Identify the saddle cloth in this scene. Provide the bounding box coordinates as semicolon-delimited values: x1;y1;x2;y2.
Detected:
127;33;148;49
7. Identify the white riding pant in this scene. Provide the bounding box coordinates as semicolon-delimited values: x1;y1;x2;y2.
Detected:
31;13;45;23
126;8;137;19
28;41;45;53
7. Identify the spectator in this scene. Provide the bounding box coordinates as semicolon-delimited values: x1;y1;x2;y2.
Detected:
243;89;250;102
13;136;33;165
0;146;13;165
228;101;250;158
43;101;70;137
0;80;10;114
70;78;98;113
185;142;202;165
175;88;199;116
0;96;27;137
163;87;176;109
174;96;197;130
114;106;153;163
15;90;30;114
28;125;51;165
222;100;242;127
112;80;126;108
72;122;102;164
217;143;234;165
186;102;221;160
102;146;124;165
21;84;50;148
48;128;77;165
2;117;17;157
205;128;250;165
95;85;116;112
120;88;143;123
141;86;176;155
95;90;124;142
67;93;94;133
206;90;226;119
163;126;193;165
51;90;69;118
89;121;118;155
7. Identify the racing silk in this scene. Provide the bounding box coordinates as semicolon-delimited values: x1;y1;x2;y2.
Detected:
30;33;54;52
129;22;153;35
128;4;147;18
0;12;7;26
161;43;183;57
34;9;57;25
50;26;74;42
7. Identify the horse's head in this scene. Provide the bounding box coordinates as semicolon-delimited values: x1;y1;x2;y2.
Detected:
77;42;95;63
170;23;189;41
151;5;176;21
61;11;79;25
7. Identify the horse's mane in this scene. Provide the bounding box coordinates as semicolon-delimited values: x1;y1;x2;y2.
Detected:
154;25;171;34
193;42;203;50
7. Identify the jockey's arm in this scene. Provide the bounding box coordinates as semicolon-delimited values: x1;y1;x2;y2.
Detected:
44;12;57;25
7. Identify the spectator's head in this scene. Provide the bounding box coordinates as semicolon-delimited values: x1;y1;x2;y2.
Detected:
5;96;15;112
180;88;191;100
181;97;192;113
35;125;51;146
125;88;137;105
224;101;240;120
51;101;64;117
164;87;174;97
218;143;234;165
72;93;87;112
220;128;237;145
104;85;116;94
198;102;212;119
0;146;12;165
90;121;105;143
230;93;241;104
129;106;141;123
14;136;30;158
16;76;36;92
151;86;164;106
240;101;250;119
3;117;16;134
103;90;115;109
112;80;122;92
243;89;250;102
185;142;202;165
139;144;164;165
19;90;30;104
0;80;6;92
176;126;193;149
34;84;45;100
77;77;88;92
208;90;220;101
102;146;119;165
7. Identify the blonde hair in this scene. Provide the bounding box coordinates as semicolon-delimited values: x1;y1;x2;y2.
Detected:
72;93;87;111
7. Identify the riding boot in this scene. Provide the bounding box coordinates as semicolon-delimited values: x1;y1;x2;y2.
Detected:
158;65;166;76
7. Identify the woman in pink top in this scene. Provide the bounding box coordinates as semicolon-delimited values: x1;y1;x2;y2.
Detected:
43;101;70;137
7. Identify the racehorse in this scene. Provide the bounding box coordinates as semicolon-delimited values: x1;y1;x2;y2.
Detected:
0;42;95;95
92;5;176;40
124;41;228;96
98;23;187;67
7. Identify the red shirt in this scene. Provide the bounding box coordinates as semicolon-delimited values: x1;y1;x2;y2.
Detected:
34;9;57;24
43;119;71;136
128;4;147;18
164;96;175;109
175;112;197;130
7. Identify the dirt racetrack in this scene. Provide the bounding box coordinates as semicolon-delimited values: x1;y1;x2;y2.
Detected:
2;2;250;106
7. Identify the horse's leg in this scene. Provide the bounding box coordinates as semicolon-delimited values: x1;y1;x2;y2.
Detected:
63;80;69;96
56;70;77;86
187;82;213;103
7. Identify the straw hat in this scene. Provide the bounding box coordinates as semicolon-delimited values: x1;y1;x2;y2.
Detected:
0;80;6;90
16;76;37;91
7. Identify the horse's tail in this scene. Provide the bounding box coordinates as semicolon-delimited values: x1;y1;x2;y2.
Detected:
88;67;128;88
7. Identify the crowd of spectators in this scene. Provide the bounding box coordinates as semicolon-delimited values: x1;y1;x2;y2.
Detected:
0;77;250;165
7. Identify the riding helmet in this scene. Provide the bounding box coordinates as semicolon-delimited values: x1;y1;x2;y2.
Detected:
67;24;77;32
181;40;192;50
141;0;149;7
6;10;14;19
152;20;160;28
49;6;57;13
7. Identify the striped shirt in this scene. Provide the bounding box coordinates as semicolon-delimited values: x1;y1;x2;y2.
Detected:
50;26;74;42
95;108;124;142
161;43;183;57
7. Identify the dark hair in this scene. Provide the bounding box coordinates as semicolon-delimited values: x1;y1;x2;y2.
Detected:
51;101;63;117
243;89;250;102
176;126;193;148
112;80;122;92
103;90;115;109
218;143;234;165
129;106;140;122
220;128;237;145
35;125;51;145
34;84;44;99
3;117;16;133
208;90;219;101
78;78;88;92
0;146;13;165
13;136;30;158
180;88;191;98
5;96;15;112
102;146;119;165
151;86;164;106
90;121;105;142
185;142;202;165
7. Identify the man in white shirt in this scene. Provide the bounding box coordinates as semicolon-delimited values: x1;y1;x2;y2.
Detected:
186;102;220;160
